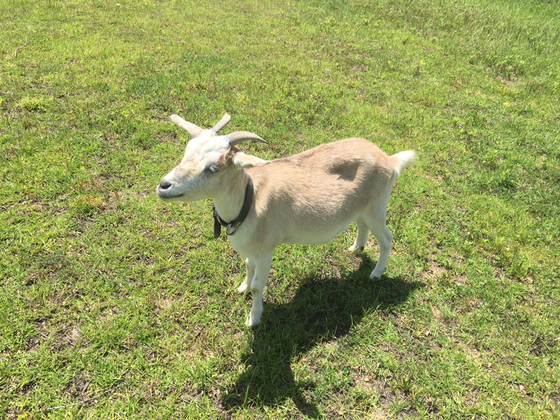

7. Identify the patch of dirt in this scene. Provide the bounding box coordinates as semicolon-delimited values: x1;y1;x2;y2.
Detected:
421;257;448;285
529;335;557;357
351;370;419;418
154;297;174;311
25;252;71;285
431;306;443;322
459;342;482;365
64;372;91;399
26;333;47;350
353;370;384;395
50;324;83;352
453;274;468;285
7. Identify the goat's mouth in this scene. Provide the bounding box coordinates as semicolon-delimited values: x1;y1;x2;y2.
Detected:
158;193;185;200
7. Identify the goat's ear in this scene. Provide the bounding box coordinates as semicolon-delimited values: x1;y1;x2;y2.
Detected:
232;152;270;169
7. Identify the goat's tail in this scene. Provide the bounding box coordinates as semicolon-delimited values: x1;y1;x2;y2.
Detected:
390;150;416;177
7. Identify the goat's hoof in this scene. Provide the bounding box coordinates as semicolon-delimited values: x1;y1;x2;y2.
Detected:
245;314;261;328
370;270;384;280
348;245;365;253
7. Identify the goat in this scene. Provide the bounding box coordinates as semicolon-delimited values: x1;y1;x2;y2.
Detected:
157;113;415;328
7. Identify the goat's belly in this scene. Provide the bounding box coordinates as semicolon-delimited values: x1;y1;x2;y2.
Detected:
282;224;349;245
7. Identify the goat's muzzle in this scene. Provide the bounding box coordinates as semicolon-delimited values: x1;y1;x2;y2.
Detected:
157;180;184;200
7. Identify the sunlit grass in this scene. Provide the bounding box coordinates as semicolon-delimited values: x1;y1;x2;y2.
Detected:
1;0;559;418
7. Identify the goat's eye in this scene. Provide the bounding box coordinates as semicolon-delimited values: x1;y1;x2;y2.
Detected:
205;164;220;174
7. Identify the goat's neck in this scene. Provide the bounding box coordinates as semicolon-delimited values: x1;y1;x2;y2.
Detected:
212;169;248;223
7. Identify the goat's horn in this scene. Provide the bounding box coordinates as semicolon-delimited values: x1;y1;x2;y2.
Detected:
212;113;231;133
170;115;204;137
228;131;268;146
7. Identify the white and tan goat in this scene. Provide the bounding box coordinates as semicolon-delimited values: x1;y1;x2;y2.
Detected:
157;113;415;327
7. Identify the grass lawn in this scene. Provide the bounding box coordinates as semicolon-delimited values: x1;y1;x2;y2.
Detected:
1;0;559;418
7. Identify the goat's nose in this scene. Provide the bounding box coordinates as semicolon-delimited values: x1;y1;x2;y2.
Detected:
159;180;172;190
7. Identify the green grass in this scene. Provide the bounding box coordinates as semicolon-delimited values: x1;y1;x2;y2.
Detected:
1;0;559;418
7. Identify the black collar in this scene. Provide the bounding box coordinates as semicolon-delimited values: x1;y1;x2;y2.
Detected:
212;175;254;238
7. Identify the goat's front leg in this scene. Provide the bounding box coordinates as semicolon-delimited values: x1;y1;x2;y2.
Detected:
245;253;272;328
237;258;255;294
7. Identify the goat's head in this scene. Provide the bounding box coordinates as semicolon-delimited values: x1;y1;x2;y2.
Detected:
157;113;269;202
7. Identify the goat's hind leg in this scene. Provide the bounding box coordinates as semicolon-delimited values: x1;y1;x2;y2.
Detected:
237;258;255;294
363;209;393;279
348;218;369;253
362;178;396;279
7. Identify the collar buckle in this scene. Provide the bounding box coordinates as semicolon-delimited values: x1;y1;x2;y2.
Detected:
226;223;240;236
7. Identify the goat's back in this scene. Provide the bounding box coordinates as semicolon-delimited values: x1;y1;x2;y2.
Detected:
244;138;400;247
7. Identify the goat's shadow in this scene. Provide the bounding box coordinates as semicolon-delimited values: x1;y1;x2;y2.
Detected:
222;255;422;417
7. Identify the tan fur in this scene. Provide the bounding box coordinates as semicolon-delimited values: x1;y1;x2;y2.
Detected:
246;139;394;249
157;114;415;328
